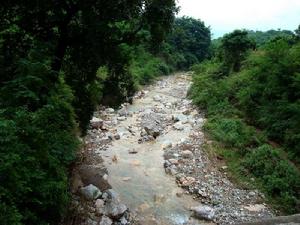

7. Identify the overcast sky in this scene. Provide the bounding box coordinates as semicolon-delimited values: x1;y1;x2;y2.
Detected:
177;0;300;38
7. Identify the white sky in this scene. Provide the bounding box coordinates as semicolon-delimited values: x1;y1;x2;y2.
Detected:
177;0;300;38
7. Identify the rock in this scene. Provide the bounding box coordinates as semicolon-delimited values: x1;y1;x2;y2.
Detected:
173;123;184;131
176;191;184;197
182;150;193;159
103;189;128;219
117;116;126;121
78;165;112;192
141;113;163;138
166;102;172;108
165;164;177;175
168;158;179;165
128;148;138;154
140;129;148;137
188;118;196;125
173;114;188;124
122;177;131;182
112;155;118;163
79;184;102;200
244;204;266;212
95;199;105;215
181;177;196;187
161;140;172;149
118;108;129;117
221;166;228;170
91;117;103;129
191;205;215;221
114;133;121;140
105;189;120;202
249;191;256;197
102;175;108;184
120;216;128;225
107;132;113;140
106;108;115;113
173;153;180;158
153;95;162;102
144;125;160;138
99;216;113;225
164;160;171;168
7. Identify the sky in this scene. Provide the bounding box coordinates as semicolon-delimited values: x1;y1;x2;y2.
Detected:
177;0;300;38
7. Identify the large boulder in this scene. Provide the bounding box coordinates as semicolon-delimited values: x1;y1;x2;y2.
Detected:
141;113;163;138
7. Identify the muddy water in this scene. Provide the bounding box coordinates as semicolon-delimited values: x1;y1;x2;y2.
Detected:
102;74;209;225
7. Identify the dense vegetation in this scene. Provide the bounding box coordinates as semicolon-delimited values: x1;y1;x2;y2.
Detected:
0;1;212;224
190;28;300;213
0;1;179;224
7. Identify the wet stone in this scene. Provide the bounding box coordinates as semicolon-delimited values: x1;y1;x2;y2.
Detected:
79;184;102;200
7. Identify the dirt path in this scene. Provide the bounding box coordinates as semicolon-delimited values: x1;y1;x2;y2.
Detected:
72;73;274;225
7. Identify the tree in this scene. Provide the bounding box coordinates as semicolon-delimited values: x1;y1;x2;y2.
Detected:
0;0;177;131
167;17;211;69
247;29;294;46
221;30;255;73
0;1;177;224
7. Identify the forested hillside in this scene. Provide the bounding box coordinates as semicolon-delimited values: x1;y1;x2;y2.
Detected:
0;1;211;224
190;28;300;213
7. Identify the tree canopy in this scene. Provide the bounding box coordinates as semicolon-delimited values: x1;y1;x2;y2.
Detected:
167;17;211;68
0;1;178;224
220;30;255;73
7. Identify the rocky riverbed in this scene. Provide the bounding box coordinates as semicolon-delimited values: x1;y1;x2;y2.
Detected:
67;73;274;225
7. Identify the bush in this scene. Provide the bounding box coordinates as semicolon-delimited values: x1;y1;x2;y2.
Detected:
243;145;300;212
0;58;79;224
130;46;172;85
205;117;263;150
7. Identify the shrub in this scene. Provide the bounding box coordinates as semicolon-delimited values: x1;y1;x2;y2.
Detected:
243;145;300;212
0;59;79;224
205;117;263;150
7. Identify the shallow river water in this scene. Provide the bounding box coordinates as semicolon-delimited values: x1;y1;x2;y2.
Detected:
102;74;210;225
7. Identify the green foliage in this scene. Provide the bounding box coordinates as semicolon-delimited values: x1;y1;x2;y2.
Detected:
237;40;300;158
205;117;263;150
130;46;171;85
243;145;300;212
166;17;211;69
0;1;179;224
247;29;295;46
190;31;300;212
0;80;79;224
220;30;255;73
